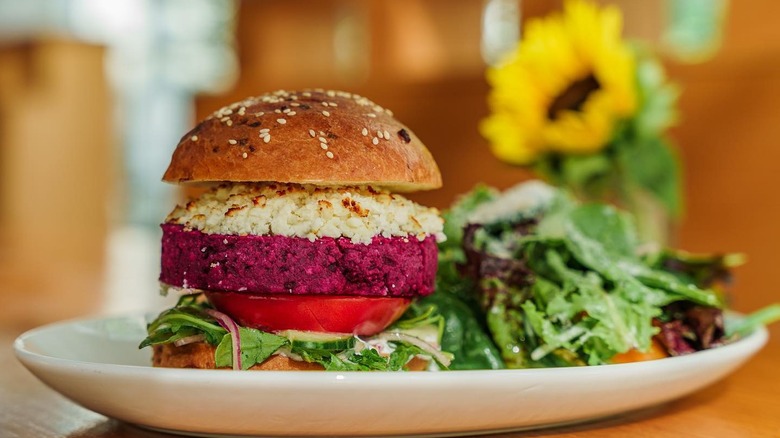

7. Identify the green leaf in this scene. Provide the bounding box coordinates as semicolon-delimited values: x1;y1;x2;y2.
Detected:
440;184;498;252
420;292;505;370
214;328;289;370
562;219;665;305
559;154;612;195
632;267;722;307
316;343;433;372
617;137;682;217
634;51;679;136
562;211;719;307
567;204;639;260
138;326;202;349
484;280;532;368
544;250;657;356
392;302;444;336
140;306;226;349
324;349;392;371
726;304;780;338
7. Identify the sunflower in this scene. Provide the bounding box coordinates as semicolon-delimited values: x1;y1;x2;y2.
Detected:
482;0;638;165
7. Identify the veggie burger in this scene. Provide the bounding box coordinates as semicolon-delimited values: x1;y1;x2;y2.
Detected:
141;89;450;371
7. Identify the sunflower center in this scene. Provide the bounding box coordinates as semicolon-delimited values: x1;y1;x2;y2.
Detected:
547;74;601;120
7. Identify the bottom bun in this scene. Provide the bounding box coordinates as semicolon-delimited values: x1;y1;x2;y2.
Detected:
152;342;429;371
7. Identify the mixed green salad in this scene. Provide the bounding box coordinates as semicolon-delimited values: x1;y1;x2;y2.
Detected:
424;181;780;370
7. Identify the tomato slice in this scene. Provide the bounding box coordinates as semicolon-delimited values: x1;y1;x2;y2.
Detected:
204;292;411;336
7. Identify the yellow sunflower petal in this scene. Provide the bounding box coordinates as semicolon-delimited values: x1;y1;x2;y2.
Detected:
480;112;541;165
483;0;638;161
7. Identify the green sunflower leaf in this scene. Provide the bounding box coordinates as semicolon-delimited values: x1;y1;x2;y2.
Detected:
618;137;683;218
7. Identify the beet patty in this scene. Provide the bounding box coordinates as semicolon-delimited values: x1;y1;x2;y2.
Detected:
160;224;437;297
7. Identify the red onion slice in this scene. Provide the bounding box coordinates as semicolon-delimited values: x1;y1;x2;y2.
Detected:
204;308;242;370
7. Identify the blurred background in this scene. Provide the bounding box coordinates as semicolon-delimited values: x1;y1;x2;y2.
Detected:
0;0;777;341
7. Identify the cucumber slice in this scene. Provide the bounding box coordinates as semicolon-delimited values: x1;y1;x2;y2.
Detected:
280;330;356;351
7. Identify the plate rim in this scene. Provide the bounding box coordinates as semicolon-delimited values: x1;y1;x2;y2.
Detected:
13;310;769;378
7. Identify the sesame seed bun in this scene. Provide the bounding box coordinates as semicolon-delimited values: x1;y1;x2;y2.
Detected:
163;89;442;192
152;342;430;371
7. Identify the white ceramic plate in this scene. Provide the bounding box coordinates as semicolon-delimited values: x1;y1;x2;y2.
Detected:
14;313;767;437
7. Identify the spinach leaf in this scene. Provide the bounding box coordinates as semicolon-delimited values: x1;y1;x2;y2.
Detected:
421;292;504;370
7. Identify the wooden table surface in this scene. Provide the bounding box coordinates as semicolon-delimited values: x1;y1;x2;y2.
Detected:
3;328;779;438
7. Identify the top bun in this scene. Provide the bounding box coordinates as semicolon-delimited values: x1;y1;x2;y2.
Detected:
163;89;442;191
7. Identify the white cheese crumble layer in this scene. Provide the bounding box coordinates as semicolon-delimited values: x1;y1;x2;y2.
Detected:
166;183;445;244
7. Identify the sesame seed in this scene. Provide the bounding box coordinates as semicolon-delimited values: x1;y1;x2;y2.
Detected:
329;102;338;107
288;111;296;116
263;135;271;143
326;90;336;97
256;112;265;116
228;139;237;145
372;137;379;145
260;128;270;133
318;136;327;143
291;102;300;107
242;152;248;158
319;131;326;136
361;128;368;136
322;102;329;107
190;135;198;141
367;113;377;118
377;130;383;139
384;130;390;139
223;239;228;244
220;116;230;122
320;143;328;150
275;109;282;114
226;120;233;126
224;109;233;115
238;107;246;115
302;92;312;97
309;129;316;137
277;118;287;124
322;111;330;117
326;151;334;159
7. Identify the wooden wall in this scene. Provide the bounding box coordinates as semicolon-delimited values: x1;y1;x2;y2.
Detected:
0;40;113;328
